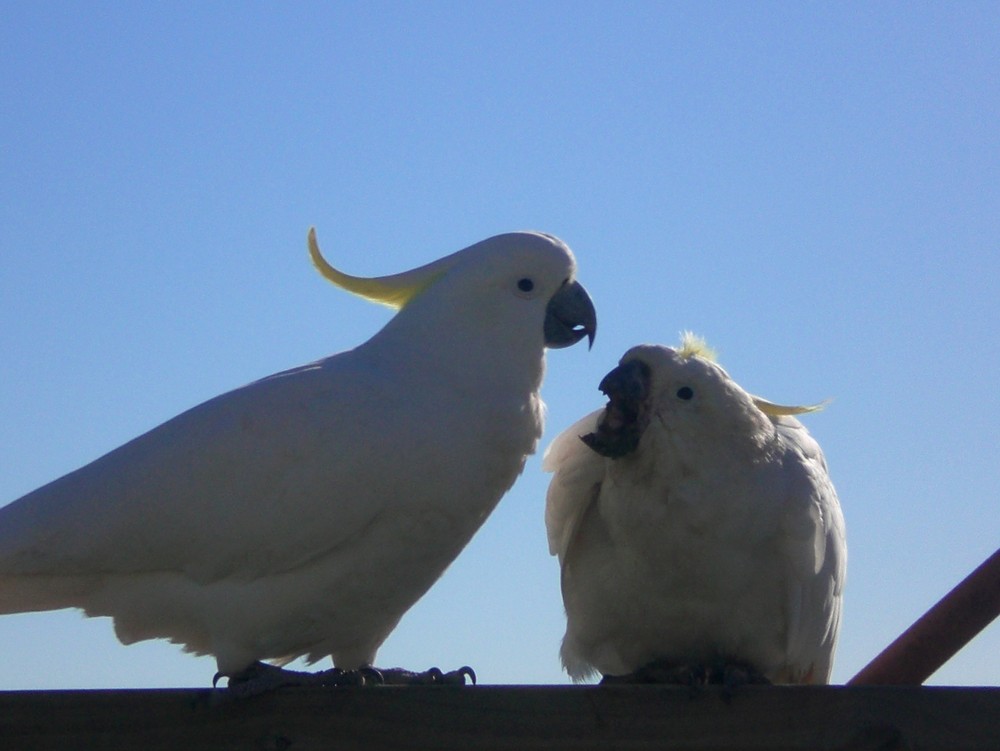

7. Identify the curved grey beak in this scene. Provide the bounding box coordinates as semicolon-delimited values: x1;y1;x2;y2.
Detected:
581;358;651;458
544;280;597;349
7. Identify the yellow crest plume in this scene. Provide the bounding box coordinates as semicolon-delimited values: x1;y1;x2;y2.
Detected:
307;227;446;310
677;331;718;362
751;397;828;417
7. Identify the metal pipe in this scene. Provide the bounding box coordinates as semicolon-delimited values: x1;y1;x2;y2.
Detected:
848;547;1000;685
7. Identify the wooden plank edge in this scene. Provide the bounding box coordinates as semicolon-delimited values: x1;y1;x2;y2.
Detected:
0;685;998;751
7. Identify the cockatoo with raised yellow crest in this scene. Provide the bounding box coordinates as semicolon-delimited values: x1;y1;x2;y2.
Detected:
544;334;844;685
0;228;596;694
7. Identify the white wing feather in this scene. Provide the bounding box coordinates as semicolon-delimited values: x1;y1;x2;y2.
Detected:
543;410;603;560
774;416;846;682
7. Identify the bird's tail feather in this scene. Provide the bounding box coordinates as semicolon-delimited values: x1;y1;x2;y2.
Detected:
0;574;95;615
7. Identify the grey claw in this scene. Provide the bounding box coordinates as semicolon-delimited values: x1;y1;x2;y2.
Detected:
431;665;476;685
426;667;445;684
454;665;477;685
357;666;385;686
372;665;477;686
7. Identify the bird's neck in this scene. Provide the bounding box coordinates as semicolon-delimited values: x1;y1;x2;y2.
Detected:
360;322;547;404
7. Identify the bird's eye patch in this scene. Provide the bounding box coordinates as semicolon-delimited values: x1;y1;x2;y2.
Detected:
517;278;535;293
676;386;694;400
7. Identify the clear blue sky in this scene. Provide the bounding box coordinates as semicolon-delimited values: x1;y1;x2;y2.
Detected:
1;2;998;689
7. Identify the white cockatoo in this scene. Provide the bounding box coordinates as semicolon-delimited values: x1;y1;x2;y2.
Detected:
0;228;596;693
544;334;844;685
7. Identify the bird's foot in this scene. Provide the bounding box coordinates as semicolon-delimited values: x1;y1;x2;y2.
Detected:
601;658;770;690
216;661;384;698
216;662;476;697
717;661;770;691
601;660;706;686
376;665;477;686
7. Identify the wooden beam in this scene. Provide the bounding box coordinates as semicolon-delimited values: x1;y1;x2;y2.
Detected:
849;547;1000;685
1;685;998;750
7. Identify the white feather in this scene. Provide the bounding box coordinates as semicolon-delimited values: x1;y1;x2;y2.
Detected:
542;410;603;559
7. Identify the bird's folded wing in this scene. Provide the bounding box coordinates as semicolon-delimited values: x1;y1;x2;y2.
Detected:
0;356;400;587
543;410;605;560
775;416;847;682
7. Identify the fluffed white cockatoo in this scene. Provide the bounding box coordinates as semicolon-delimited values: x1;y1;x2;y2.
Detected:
544;334;844;685
0;228;596;693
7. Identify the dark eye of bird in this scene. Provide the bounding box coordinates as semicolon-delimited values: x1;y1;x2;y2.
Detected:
676;386;694;400
517;278;534;293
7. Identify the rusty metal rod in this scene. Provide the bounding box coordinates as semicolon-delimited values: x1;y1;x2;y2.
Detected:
848;547;1000;685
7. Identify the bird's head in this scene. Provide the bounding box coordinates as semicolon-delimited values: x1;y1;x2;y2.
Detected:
581;333;821;460
307;227;596;359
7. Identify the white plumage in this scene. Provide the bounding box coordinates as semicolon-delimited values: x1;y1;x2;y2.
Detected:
0;228;596;682
544;335;844;684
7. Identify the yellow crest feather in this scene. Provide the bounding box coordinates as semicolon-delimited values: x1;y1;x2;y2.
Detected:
752;397;829;417
677;331;718;362
307;227;441;309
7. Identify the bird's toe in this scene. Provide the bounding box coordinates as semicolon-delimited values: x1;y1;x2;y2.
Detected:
376;665;477;686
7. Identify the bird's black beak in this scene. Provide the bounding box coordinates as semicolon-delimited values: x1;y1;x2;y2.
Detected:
544;280;597;349
581;358;651;458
